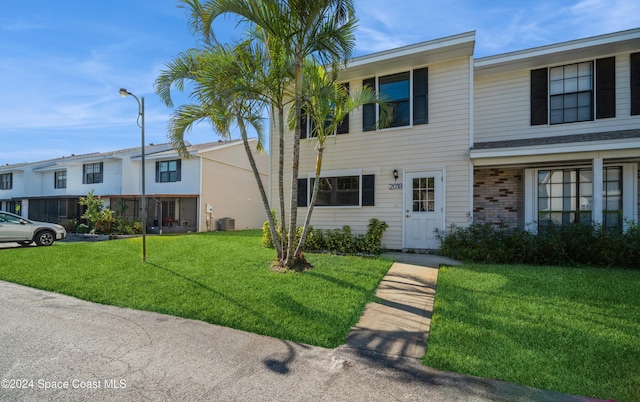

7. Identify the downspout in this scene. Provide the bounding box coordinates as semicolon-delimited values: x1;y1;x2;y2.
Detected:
468;54;475;225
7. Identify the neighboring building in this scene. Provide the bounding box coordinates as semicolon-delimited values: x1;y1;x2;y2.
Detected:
0;140;269;233
472;29;640;233
270;28;640;250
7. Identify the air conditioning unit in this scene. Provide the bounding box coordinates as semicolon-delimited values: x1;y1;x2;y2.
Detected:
218;217;235;231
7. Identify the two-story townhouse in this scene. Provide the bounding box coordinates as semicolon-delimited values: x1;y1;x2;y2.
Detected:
472;28;640;234
0;139;269;232
272;32;476;250
272;28;640;251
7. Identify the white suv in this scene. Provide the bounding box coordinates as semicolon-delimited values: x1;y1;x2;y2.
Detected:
0;211;66;246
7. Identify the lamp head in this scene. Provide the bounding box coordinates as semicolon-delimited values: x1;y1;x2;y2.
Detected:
393;169;399;181
119;88;130;98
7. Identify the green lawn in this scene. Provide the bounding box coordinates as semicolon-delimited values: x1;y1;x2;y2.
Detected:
0;231;392;348
424;263;640;402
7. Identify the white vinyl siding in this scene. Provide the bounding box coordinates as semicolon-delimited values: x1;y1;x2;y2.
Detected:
475;53;638;143
272;56;472;249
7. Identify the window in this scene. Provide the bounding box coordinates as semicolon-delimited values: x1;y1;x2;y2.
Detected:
156;160;181;183
0;173;12;190
531;57;615;125
603;167;623;229
363;67;428;131
55;170;67;189
549;62;593;124
412;177;435;212
83;162;103;184
537;166;622;231
297;174;375;207
300;83;350;139
314;176;359;206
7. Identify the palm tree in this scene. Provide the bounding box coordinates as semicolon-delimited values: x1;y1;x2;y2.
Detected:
154;42;282;254
179;0;357;269
292;60;388;258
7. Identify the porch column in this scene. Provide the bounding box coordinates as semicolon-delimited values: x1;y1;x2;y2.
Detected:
591;157;603;225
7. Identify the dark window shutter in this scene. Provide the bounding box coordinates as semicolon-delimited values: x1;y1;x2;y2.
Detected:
362;77;376;131
176;159;182;181
596;57;616;119
362;174;375;206
413;67;428;125
631;52;640;115
297;178;308;207
531;68;548;125
155;162;160;182
99;162;103;183
337;83;350;134
82;164;86;184
299;113;307;139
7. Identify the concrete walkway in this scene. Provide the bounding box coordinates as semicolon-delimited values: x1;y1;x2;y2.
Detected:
344;253;461;359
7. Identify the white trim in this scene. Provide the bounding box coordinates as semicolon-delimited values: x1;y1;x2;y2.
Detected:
592;158;603;225
622;163;639;230
306;168;362;179
471;140;640;160
402;168;446;249
524;168;536;233
474;28;640;75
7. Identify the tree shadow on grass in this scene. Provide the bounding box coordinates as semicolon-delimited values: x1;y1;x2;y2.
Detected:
147;262;296;342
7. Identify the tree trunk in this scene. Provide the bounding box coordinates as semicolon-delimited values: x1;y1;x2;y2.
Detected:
237;116;282;256
294;144;323;257
277;105;286;257
284;50;304;268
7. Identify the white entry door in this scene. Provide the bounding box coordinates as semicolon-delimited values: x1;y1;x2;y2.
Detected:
404;171;444;249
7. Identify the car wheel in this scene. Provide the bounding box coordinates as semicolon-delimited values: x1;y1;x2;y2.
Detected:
34;230;55;246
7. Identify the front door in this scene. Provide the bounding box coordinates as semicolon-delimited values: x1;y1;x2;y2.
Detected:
404;171;444;249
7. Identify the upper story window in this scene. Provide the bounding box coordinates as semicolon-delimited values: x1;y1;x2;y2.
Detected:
83;162;103;184
549;62;593;124
0;173;12;190
156;160;181;183
531;57;615;125
54;170;67;189
363;67;428;131
300;83;350;139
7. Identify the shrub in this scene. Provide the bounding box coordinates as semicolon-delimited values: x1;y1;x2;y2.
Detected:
439;222;640;269
94;210;115;234
357;218;389;255
59;218;78;233
113;219;142;235
262;218;389;256
76;223;90;234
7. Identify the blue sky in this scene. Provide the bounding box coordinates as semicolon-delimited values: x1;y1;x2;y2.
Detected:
1;0;639;165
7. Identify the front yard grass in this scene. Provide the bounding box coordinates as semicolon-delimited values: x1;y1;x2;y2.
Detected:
423;263;640;402
0;231;392;348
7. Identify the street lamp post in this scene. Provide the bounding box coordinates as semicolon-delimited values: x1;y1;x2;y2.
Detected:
119;88;147;262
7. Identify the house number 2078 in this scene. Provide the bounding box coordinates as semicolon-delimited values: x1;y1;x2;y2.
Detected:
389;183;403;190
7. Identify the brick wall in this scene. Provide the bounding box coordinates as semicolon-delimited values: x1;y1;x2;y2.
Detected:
473;167;524;229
